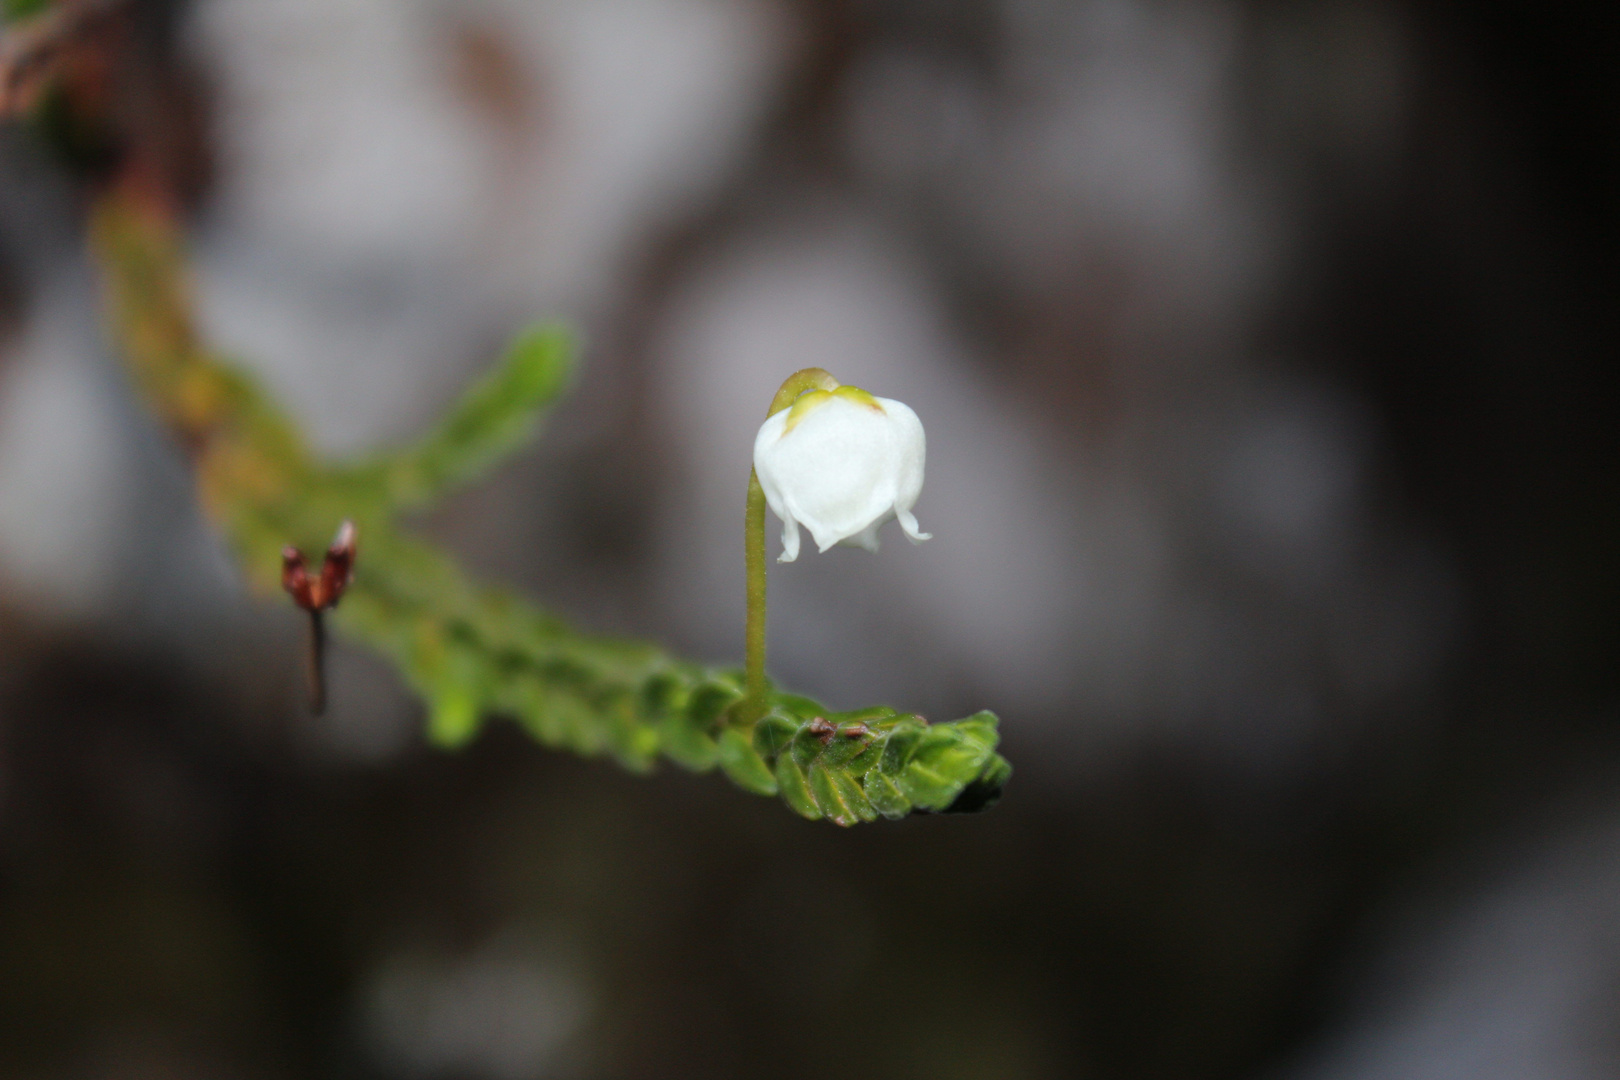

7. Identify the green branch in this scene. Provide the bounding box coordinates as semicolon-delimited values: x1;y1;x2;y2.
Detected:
89;190;1009;825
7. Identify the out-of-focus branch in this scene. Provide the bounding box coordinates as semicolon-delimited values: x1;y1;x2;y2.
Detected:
0;0;121;118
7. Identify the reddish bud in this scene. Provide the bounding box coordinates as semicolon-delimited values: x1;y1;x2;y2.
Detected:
281;521;357;612
281;521;355;715
319;520;357;606
281;546;312;606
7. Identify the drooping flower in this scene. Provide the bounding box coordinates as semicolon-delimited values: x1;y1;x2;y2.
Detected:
752;383;930;562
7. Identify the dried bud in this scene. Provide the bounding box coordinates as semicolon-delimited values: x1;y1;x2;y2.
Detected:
281;546;312;607
281;520;357;611
319;519;357;604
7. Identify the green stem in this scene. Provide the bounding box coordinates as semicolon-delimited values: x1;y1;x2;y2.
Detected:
765;367;841;418
740;367;841;724
744;468;768;714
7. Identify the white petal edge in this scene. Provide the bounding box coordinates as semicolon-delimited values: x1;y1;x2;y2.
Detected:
778;513;801;563
843;518;884;553
896;508;931;544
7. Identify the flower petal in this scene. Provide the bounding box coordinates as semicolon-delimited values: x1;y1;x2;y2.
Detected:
778;513;801;563
842;518;884;553
752;384;930;559
766;397;896;548
896;508;931;544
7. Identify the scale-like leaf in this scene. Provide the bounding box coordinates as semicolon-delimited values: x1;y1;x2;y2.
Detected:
88;191;1010;825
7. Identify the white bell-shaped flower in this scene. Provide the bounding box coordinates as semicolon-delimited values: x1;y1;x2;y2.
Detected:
753;385;931;563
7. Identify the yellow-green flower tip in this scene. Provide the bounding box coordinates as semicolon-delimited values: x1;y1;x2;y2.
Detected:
833;385;883;410
782;388;829;432
782;385;883;434
765;368;840;418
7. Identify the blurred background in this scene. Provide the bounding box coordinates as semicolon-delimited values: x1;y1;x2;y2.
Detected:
0;0;1615;1076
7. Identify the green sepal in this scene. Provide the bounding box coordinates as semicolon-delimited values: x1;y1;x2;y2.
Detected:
894;723;998;812
790;722;827;768
687;677;745;728
775;755;820;820
942;753;1013;814
427;683;480;747
639;670;687;719
603;692;659;773
809;763;876;827
818;728;874;768
949;710;1001;745
416;634;490;747
643;672;717;770
880;719;926;775
772;693;826;718
842;740;881;777
510;679;565;748
661;722;719;771
718;728;778;796
976;752;1014;791
552;690;607;756
830;706;900;727
862;769;911;820
752;710;800;759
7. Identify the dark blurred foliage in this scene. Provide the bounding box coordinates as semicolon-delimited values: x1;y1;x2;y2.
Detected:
1;1;1617;1078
